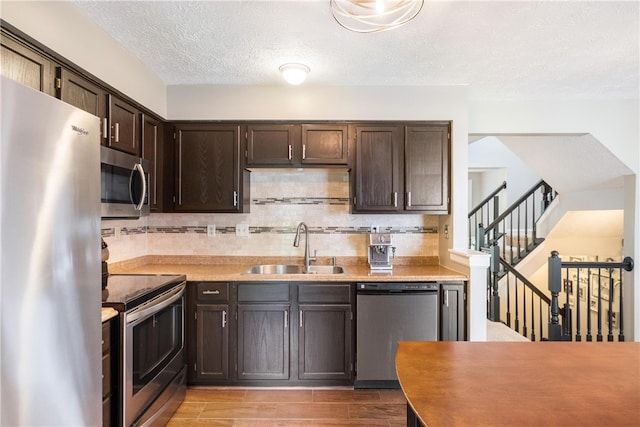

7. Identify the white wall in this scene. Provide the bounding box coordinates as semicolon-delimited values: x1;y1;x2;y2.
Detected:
0;1;167;117
468;136;540;206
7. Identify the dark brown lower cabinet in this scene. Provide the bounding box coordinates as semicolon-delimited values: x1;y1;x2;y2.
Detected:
101;319;113;427
195;304;230;381
187;281;355;386
441;281;466;341
297;284;353;381
237;303;290;381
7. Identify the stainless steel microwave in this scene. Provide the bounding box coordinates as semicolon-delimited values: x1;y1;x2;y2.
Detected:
100;146;149;219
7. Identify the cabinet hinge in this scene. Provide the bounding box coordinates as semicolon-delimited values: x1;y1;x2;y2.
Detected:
172;195;176;204
173;132;177;140
235;311;238;320
193;363;197;372
194;312;197;320
350;311;353;321
353;196;357;206
245;149;248;159
55;77;61;90
245;131;248;140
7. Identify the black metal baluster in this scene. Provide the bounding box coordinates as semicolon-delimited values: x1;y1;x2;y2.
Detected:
514;273;520;333
575;268;582;342
522;285;528;339
596;268;603;341
586;268;592;342
530;291;536;341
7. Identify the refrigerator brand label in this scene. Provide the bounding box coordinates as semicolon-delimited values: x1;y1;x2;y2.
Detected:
71;125;89;136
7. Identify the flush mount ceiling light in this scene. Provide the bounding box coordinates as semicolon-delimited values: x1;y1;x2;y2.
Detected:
279;63;310;85
330;0;424;33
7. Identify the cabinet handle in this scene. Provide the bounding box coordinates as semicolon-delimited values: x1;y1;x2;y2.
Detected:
114;122;120;143
299;310;303;327
444;290;449;307
102;118;108;139
288;144;292;160
202;290;220;295
222;310;227;328
302;144;306;160
284;310;288;328
407;191;412;207
233;191;238;207
393;192;398;207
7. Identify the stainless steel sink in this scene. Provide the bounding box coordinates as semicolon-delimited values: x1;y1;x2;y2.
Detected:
244;264;344;275
304;265;345;274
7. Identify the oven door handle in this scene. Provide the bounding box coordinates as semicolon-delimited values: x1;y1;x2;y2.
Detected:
126;283;185;325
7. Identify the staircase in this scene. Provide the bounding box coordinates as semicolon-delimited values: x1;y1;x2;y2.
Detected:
469;181;634;342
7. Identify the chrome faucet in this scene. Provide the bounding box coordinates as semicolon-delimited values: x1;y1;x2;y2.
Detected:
293;222;316;272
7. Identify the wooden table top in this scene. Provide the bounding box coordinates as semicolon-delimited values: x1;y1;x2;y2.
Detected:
396;341;640;427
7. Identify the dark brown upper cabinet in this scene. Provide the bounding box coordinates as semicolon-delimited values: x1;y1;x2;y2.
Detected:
56;67;108;141
245;124;297;166
174;123;249;213
353;125;403;212
1;31;55;96
108;94;139;155
245;124;349;167
301;124;349;165
353;122;450;214
141;114;164;212
404;124;450;213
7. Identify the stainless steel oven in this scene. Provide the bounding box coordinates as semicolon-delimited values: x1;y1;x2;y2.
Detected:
101;146;149;219
122;282;186;426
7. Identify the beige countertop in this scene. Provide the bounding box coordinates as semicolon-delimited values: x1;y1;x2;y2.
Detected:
108;255;467;282
101;307;118;322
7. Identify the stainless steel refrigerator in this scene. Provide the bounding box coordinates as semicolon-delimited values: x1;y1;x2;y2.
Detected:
1;76;102;425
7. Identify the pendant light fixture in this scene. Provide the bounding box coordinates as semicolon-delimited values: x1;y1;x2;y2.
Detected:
279;63;310;85
330;0;424;33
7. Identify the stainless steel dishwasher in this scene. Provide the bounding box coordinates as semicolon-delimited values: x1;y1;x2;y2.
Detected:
355;282;439;389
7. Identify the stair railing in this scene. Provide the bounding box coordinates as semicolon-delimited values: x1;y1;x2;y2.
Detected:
476;180;556;267
548;251;634;342
488;243;552;341
468;181;506;249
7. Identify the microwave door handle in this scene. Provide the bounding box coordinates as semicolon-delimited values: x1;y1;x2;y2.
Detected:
130;163;147;211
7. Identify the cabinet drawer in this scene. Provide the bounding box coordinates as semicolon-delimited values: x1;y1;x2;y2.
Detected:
196;282;229;301
102;353;110;398
298;284;352;303
101;321;110;354
238;283;290;302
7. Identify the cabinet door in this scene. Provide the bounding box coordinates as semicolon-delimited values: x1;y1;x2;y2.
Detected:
108;94;140;155
246;124;296;165
441;282;466;341
141;114;163;211
405;125;450;213
56;67;107;141
298;304;352;380
354;125;403;212
237;303;290;380
195;304;230;381
1;32;54;95
175;124;240;212
301;124;349;165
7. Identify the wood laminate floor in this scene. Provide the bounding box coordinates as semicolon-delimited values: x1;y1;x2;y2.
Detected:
167;387;407;427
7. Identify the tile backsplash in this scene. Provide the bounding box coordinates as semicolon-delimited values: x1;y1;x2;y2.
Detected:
102;169;440;263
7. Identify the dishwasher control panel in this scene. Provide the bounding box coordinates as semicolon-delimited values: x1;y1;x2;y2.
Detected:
357;282;439;292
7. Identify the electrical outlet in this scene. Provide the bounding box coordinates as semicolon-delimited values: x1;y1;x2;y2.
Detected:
236;223;250;237
114;226;121;238
207;224;216;237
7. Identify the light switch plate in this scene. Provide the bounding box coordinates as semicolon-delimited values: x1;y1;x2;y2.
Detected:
207;224;216;237
236;223;250;237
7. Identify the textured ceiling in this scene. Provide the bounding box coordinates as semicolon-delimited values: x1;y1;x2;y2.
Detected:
71;0;639;100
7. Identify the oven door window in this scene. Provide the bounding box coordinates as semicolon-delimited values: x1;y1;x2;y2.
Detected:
101;163;145;205
132;298;183;394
